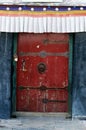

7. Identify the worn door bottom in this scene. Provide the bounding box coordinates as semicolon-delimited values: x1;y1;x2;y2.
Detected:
13;112;70;118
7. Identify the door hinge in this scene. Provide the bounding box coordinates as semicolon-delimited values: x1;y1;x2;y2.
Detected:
42;98;67;104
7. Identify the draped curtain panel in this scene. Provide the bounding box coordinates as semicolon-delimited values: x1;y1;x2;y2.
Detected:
0;33;13;118
72;33;86;118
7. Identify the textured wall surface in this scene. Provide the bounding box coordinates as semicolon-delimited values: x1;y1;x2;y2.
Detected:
0;33;13;119
61;0;86;5
72;33;86;118
0;0;86;5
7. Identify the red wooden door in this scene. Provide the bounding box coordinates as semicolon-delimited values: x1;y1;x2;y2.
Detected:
16;33;69;112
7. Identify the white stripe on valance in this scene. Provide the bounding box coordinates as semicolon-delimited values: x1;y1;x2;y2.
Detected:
0;16;86;33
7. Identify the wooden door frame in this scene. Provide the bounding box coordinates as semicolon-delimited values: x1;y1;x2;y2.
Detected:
12;33;73;117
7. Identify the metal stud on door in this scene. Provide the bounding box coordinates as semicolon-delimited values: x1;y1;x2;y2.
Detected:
16;33;69;112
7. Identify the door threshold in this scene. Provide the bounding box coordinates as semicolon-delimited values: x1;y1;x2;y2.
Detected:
13;112;70;118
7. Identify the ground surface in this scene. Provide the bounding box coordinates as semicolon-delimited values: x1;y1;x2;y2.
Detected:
0;114;86;130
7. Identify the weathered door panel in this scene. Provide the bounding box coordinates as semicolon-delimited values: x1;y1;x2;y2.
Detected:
45;90;68;112
17;56;68;87
17;89;47;112
18;33;69;53
16;33;69;112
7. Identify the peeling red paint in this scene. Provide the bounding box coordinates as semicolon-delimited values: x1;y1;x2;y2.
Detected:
16;33;69;112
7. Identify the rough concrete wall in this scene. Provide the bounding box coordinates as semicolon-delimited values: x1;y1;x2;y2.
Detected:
0;33;13;119
72;33;86;118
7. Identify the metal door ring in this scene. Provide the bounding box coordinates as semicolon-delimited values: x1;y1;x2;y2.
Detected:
37;63;46;74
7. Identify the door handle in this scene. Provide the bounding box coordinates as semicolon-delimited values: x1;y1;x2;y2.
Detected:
38;63;46;74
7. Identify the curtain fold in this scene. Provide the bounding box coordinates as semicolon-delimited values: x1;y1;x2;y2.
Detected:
0;15;86;33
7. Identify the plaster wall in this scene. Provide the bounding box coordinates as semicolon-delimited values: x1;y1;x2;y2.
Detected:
0;0;86;5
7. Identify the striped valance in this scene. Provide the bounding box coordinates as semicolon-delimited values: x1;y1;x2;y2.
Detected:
0;6;86;33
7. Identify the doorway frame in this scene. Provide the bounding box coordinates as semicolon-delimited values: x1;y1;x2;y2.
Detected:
12;33;73;117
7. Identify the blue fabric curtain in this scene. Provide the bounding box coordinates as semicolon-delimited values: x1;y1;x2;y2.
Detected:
0;33;13;118
72;33;86;118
